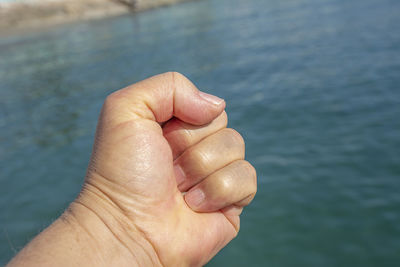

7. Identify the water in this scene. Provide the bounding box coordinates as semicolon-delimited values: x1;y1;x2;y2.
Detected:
1;0;400;265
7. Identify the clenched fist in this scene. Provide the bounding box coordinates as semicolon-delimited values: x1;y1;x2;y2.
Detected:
7;72;257;267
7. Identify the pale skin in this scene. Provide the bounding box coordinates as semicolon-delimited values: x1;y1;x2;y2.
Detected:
7;72;257;267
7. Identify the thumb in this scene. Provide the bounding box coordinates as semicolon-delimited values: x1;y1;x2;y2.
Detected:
103;72;225;127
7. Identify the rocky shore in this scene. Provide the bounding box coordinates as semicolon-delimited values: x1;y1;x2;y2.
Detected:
0;0;192;35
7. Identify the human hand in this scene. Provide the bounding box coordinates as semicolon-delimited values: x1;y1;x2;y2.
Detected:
75;72;257;266
7;72;257;267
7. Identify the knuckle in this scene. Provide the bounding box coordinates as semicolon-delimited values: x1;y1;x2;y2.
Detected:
169;71;188;83
189;148;210;171
245;193;256;206
222;128;245;148
236;192;256;207
214;175;234;197
238;160;257;192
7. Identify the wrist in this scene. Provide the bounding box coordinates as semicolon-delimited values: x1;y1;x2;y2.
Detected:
65;181;162;266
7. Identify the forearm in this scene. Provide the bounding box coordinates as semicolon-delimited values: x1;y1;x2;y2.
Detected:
7;209;106;266
7;187;160;267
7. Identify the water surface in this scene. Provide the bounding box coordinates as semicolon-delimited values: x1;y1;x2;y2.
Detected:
1;0;400;265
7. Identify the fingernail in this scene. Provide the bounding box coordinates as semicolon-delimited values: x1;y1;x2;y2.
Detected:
174;164;186;186
185;188;205;208
199;91;224;105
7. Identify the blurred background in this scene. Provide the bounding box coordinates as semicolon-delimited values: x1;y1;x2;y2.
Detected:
1;0;400;266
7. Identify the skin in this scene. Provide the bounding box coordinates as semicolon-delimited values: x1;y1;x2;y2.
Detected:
7;72;257;267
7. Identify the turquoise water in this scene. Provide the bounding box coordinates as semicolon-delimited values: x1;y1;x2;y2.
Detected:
1;0;400;265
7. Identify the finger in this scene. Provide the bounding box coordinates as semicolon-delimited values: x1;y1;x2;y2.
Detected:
101;72;225;128
174;128;245;192
221;205;243;217
163;111;228;159
184;160;257;212
221;205;243;232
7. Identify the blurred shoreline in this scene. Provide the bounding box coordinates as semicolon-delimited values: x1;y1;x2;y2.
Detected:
0;0;193;36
